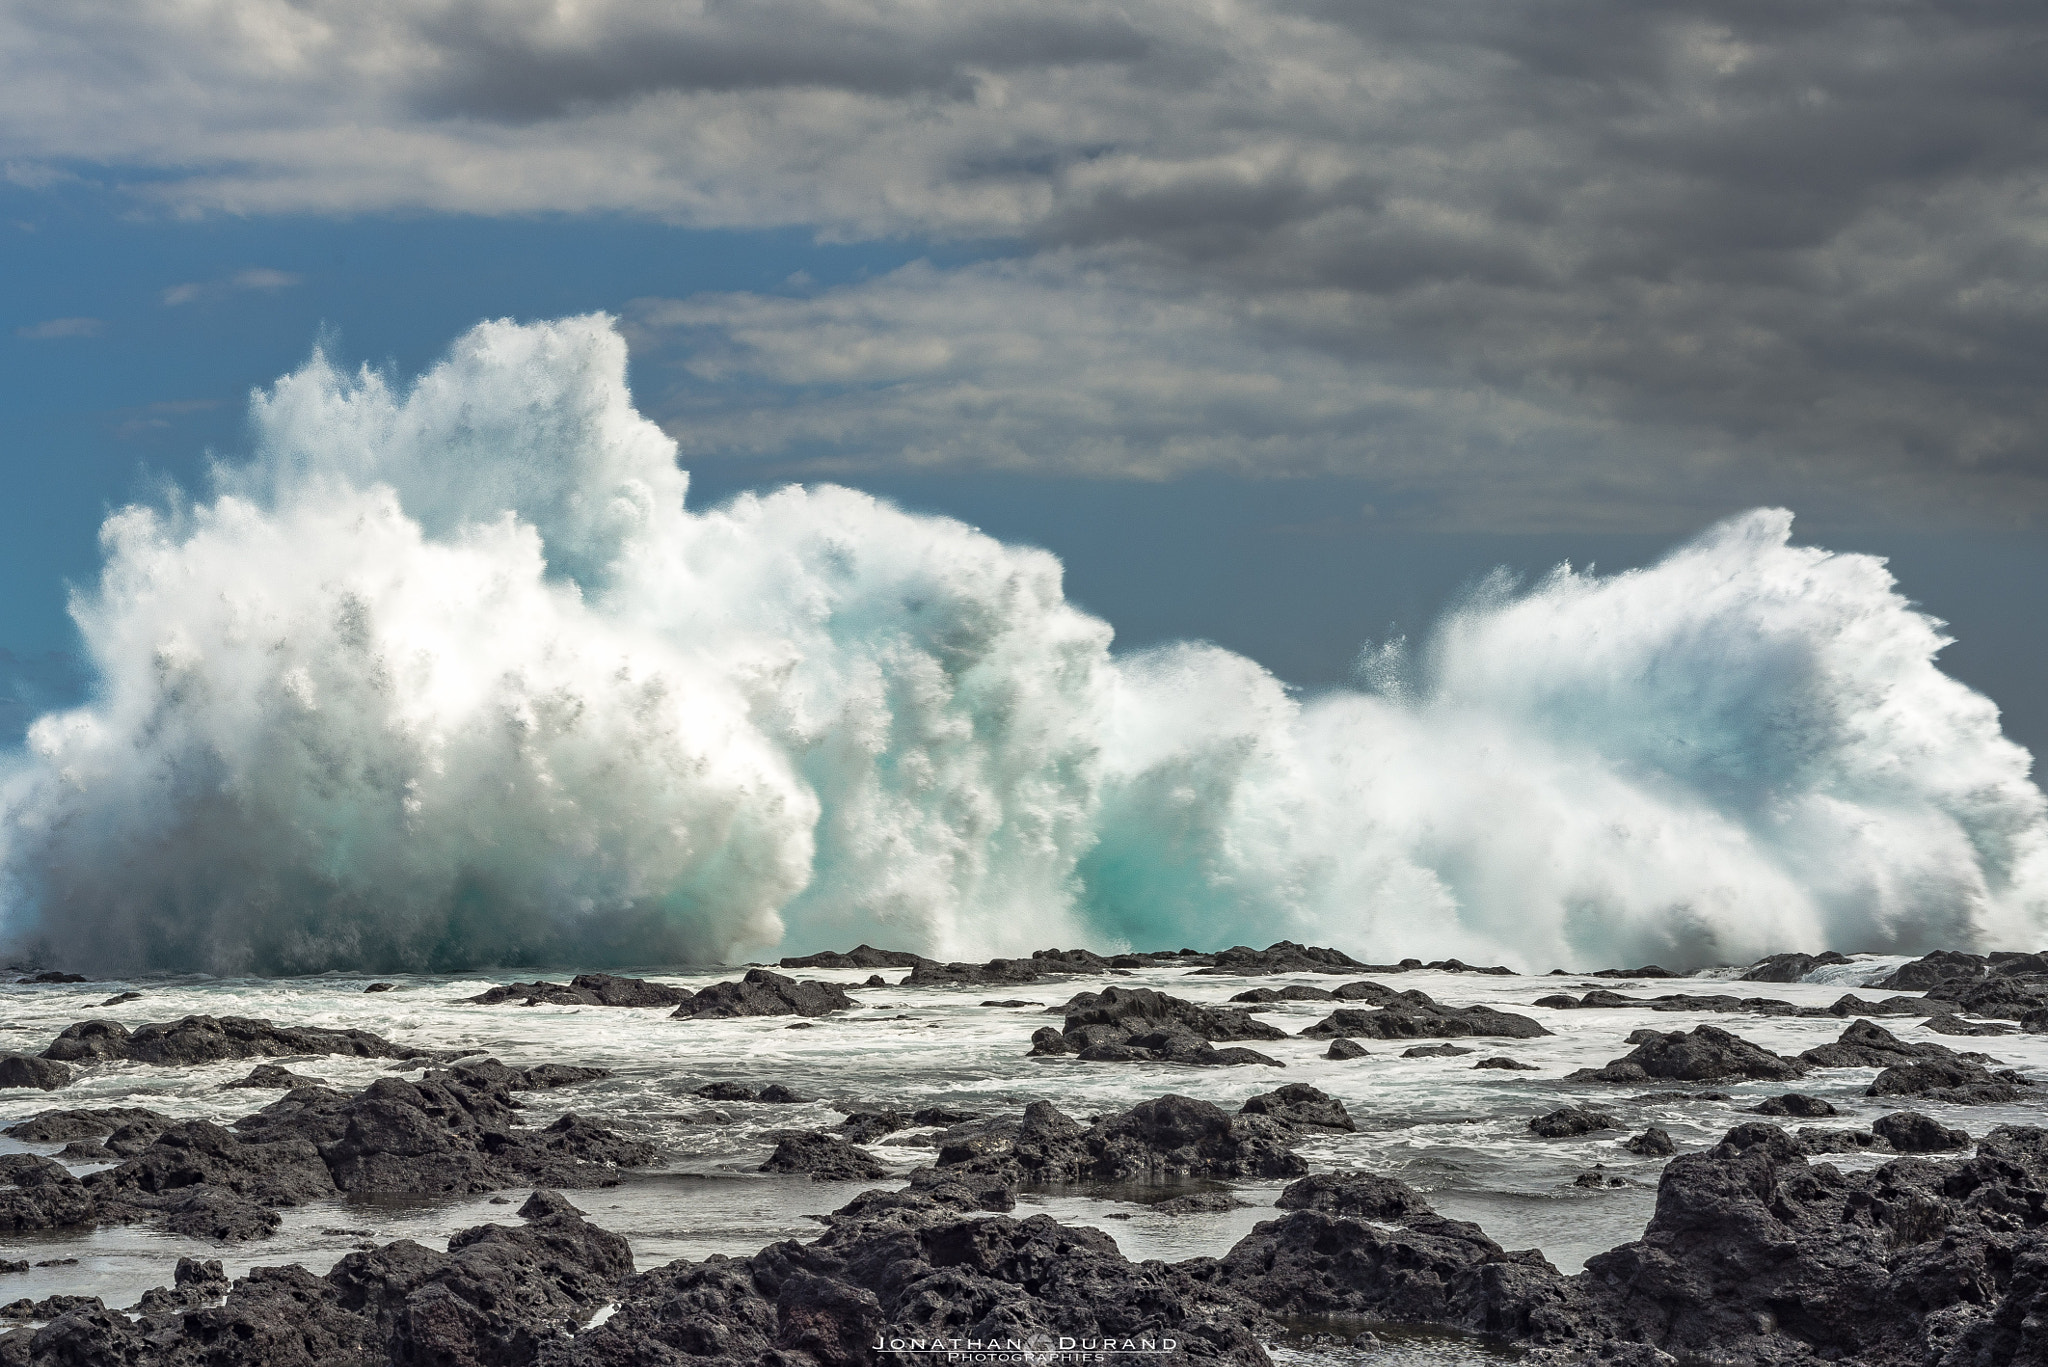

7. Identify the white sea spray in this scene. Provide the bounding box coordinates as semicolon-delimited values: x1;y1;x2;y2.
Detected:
1;315;2041;973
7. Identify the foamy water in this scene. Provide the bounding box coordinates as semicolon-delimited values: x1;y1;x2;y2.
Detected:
5;953;2041;1334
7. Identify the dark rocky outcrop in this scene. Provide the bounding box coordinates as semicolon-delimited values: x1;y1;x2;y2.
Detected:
1404;1043;1476;1057
1870;1111;1971;1153
0;1055;69;1090
936;1095;1307;1186
14;971;85;984
761;1130;889;1181
40;1015;421;1065
0;1155;95;1233
669;969;855;1018
1298;984;1550;1041
1625;1128;1676;1156
1188;940;1370;976
223;1063;329;1089
1798;1018;1972;1068
1748;1092;1837;1117
1868;1057;2033;1104
1475;1056;1540;1070
3;1106;176;1145
1027;985;1289;1066
1530;1106;1619;1138
1229;984;1337;1003
1325;1037;1370;1060
1739;951;1852;982
1568;1024;1807;1083
466;973;696;1007
1236;1084;1354;1133
779;944;926;970
1589;965;1678;978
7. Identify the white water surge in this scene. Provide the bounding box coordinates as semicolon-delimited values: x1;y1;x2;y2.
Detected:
1;316;2042;974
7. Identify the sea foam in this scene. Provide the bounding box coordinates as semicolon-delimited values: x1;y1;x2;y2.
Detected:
2;316;2042;973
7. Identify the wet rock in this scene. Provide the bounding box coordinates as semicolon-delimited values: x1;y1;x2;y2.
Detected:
1921;1012;2017;1035
761;1130;889;1181
669;968;855;1018
1237;1083;1355;1132
1873;948;1990;991
223;1063;330;1089
1276;1171;1436;1221
1738;951;1852;982
363;982;394;992
1574;1167;1627;1188
1798;1018;1971;1068
0;1055;68;1091
1824;992;1936;1017
0;1154;94;1233
1747;1093;1837;1117
1590;965;1678;978
466;972;697;1007
1150;1190;1248;1214
131;1257;229;1315
911;1106;979;1127
1868;1057;2033;1104
1530;1107;1620;1138
758;1084;808;1103
905;947;1122;986
97;991;143;1006
54;1139;114;1162
3;1106;176;1143
1625;1128;1676;1156
1189;940;1370;976
780;944;925;969
695;1081;758;1101
1568;1024;1807;1083
837;1110;908;1143
1928;975;2048;1021
1403;1043;1476;1057
1326;1038;1370;1060
1298;989;1550;1041
938;1095;1308;1186
1870;1111;1970;1152
1031;985;1289;1066
14;971;85;984
0;1261;22;1275
1229;984;1337;1003
162;1187;283;1240
980;999;1038;1007
40;1014;422;1066
1475;1056;1540;1070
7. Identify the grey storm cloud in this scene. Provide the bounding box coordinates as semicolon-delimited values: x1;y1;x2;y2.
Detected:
1;0;2043;526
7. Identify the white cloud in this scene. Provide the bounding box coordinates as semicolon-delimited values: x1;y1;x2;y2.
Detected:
162;267;303;306
14;316;101;339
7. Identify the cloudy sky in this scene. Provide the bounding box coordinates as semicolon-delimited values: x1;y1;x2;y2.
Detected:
3;0;2044;750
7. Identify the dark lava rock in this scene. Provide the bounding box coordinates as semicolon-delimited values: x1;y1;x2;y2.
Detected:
1029;985;1289;1066
669;968;855;1018
1590;965;1678;978
1929;975;2048;1022
1229;984;1337;1003
761;1130;888;1182
1530;1107;1619;1138
980;999;1039;1007
695;1081;758;1101
1475;1056;1540;1070
1404;1043;1477;1057
780;944;925;969
97;991;143;1006
130;1257;229;1315
905;947;1123;986
1873;947;1991;991
1326;1038;1370;1060
15;971;86;984
1824;992;1939;1017
1739;951;1852;982
0;1055;69;1090
162;1187;283;1240
1921;1012;2018;1035
1574;1167;1627;1189
1625;1128;1676;1156
3;1106;176;1144
1298;987;1550;1041
1747;1093;1837;1117
1189;940;1370;976
837;1111;908;1143
758;1084;807;1103
1237;1083;1354;1132
1870;1110;1970;1153
1569;1024;1807;1083
363;982;394;992
222;1063;329;1089
467;972;696;1007
0;1154;95;1233
1799;1018;1968;1068
1868;1057;2033;1104
40;1014;421;1065
938;1095;1308;1186
1276;1171;1436;1221
1149;1190;1247;1213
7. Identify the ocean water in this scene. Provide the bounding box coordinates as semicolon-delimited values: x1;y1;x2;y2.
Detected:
7;950;2042;1359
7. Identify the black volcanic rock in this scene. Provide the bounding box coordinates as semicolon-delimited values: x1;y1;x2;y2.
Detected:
466;972;695;1007
1229;984;1337;1003
1870;1111;1970;1153
1276;1171;1436;1221
1236;1083;1354;1132
779;944;925;969
937;1095;1307;1186
1326;1038;1370;1059
3;1107;176;1143
0;1055;69;1090
1872;948;1991;991
1529;1106;1619;1138
1029;985;1289;1066
40;1014;421;1065
761;1130;889;1181
1589;965;1678;978
1625;1128;1676;1156
1798;1018;1975;1068
1868;1057;2033;1104
223;1063;329;1089
1568;1024;1807;1083
1739;951;1851;982
15;971;86;984
1403;1043;1476;1057
1747;1092;1837;1117
1189;941;1371;976
0;1154;95;1233
669;968;855;1018
1298;988;1550;1041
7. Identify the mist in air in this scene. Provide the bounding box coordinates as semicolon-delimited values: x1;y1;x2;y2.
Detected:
2;316;2041;976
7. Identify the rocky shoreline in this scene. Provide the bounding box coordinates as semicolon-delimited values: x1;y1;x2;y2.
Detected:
3;943;2047;1365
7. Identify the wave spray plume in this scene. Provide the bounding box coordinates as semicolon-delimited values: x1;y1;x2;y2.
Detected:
2;316;2042;974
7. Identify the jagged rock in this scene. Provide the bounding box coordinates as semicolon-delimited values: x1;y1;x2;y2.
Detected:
1476;1056;1540;1070
1150;1191;1247;1213
1236;1084;1354;1132
905;947;1121;986
40;1014;421;1065
1739;951;1853;982
1326;1038;1370;1060
1871;1111;1970;1153
1928;975;2048;1022
363;982;394;992
14;971;85;984
780;944;925;969
1029;985;1288;1066
1625;1128;1676;1156
1825;993;1938;1016
0;1154;95;1233
1298;988;1550;1041
1189;941;1370;976
162;1188;282;1240
1869;1057;2033;1104
466;973;696;1007
1873;948;1990;991
1921;1012;2017;1035
1590;966;1678;978
695;1081;758;1101
937;1095;1307;1185
1404;1043;1476;1057
1799;1018;1970;1068
1568;1025;1806;1083
669;968;855;1018
761;1131;888;1181
1747;1093;1837;1117
1276;1171;1436;1221
1229;984;1337;1003
222;1063;329;1089
3;1106;176;1144
0;1055;69;1090
1530;1107;1619;1138
1575;1167;1627;1189
837;1111;908;1143
131;1257;230;1315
